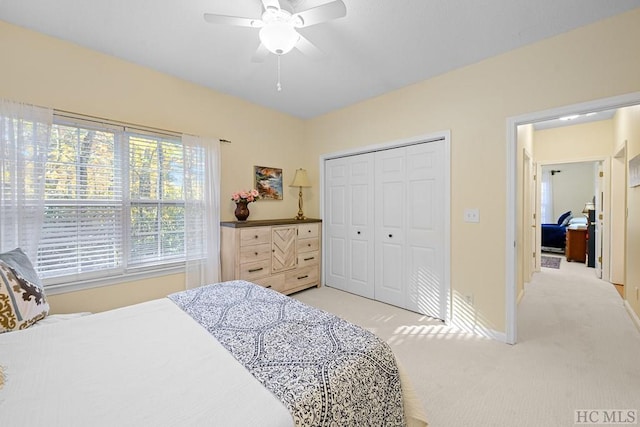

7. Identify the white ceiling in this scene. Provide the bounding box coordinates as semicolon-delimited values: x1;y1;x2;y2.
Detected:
1;0;639;119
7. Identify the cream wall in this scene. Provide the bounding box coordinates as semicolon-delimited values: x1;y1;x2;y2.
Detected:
0;20;307;313
534;120;615;163
541;162;595;221
46;273;184;313
306;9;640;334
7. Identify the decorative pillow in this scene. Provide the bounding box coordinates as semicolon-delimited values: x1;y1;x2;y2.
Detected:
561;215;573;226
557;211;572;225
0;248;49;333
569;216;588;225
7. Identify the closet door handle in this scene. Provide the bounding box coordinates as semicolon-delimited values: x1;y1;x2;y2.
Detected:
388;234;393;238
357;231;361;235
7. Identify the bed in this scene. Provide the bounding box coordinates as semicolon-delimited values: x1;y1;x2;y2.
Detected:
0;278;427;426
541;210;572;251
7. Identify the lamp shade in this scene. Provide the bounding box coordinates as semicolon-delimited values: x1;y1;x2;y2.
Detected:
582;201;595;214
259;23;299;55
290;168;311;187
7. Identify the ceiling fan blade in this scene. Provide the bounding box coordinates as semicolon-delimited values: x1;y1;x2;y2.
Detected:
260;0;281;12
295;34;325;60
204;13;263;28
251;43;270;63
294;0;346;28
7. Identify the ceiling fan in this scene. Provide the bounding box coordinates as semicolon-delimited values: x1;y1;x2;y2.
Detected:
204;0;347;63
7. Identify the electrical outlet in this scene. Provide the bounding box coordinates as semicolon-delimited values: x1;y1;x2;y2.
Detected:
464;208;480;223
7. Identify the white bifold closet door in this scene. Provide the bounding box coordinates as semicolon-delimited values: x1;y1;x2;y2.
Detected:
324;140;446;320
325;153;375;299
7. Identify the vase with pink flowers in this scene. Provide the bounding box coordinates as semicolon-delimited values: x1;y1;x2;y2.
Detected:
231;189;259;221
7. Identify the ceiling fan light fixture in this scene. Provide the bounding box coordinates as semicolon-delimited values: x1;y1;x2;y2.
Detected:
259;22;299;55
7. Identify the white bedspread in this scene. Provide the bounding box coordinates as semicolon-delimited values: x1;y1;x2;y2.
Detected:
0;298;293;427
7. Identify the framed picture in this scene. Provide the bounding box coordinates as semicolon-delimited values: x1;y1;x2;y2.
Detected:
254;166;283;200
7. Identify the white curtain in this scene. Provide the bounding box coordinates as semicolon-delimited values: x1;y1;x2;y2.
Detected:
540;169;554;223
182;134;221;289
0;99;52;260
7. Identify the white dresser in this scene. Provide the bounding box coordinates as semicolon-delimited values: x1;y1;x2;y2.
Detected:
220;219;322;295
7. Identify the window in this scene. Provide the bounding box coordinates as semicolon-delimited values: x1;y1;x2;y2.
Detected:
37;117;186;285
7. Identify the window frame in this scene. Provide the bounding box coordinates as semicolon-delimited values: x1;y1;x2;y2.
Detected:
39;114;187;291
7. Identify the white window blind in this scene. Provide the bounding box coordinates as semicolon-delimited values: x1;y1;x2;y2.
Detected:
128;134;185;266
37;116;186;284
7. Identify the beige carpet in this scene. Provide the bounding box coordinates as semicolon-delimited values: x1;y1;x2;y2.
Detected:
292;259;640;427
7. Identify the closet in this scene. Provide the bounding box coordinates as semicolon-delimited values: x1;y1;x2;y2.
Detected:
324;138;448;320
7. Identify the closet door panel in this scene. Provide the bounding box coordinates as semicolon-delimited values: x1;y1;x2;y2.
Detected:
349;154;375;298
324;158;349;291
374;148;406;307
405;142;446;319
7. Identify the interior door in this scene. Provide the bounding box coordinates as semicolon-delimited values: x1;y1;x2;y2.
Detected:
523;150;536;281
348;154;375;298
404;142;446;319
595;162;603;279
325;157;349;292
374;148;406;308
324;155;375;298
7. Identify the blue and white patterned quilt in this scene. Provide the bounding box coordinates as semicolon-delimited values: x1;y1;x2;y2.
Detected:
169;280;405;426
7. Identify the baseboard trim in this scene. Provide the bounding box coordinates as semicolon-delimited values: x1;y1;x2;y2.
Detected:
624;300;640;333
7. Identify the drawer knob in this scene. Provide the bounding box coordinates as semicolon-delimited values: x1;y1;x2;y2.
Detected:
254;252;258;256
297;275;309;280
388;234;393;238
308;230;311;233
357;231;361;235
304;257;314;261
254;235;259;239
248;267;264;273
308;243;311;247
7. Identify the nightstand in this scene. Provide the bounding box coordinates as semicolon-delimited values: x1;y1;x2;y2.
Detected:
566;228;587;263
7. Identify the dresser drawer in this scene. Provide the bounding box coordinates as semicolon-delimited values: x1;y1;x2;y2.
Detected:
240;227;270;246
297;251;319;267
252;274;285;292
298;223;319;238
297;237;319;253
240;243;271;263
285;265;319;290
239;259;270;281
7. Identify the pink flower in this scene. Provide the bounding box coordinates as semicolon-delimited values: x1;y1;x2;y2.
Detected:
231;189;259;204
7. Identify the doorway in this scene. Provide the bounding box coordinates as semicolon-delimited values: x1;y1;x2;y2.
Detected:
505;91;640;344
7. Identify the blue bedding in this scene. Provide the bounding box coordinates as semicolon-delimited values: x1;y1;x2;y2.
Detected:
541;223;567;249
541;211;571;250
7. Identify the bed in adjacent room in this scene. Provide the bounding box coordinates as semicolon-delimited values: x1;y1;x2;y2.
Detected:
541;210;572;251
0;262;427;427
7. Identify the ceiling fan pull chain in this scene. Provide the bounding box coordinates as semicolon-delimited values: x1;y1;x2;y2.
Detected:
277;54;282;92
